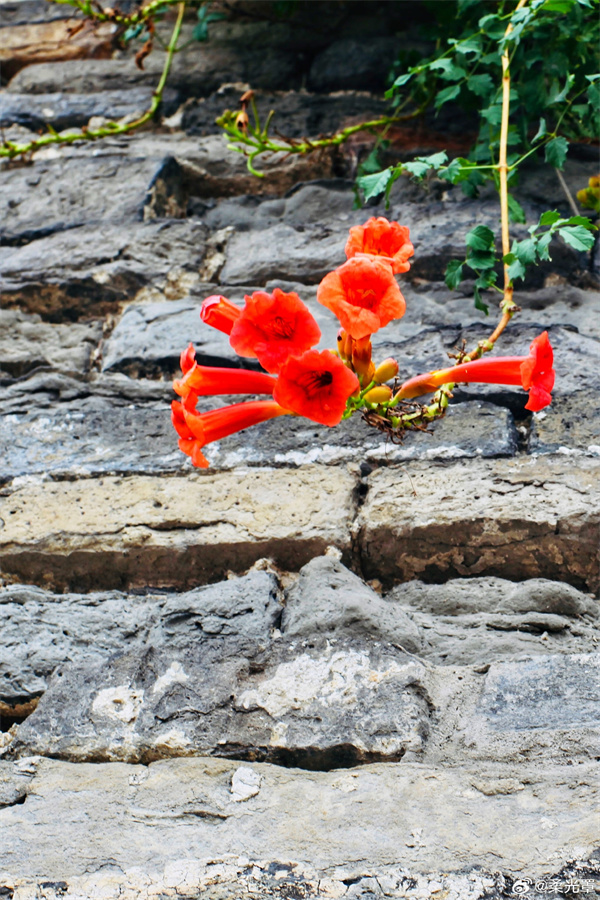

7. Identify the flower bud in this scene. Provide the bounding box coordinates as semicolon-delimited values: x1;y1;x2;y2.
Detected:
373;357;399;384
235;110;249;132
337;329;353;363
363;385;393;404
351;335;373;379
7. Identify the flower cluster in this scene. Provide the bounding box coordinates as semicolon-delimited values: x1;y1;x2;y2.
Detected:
171;216;555;467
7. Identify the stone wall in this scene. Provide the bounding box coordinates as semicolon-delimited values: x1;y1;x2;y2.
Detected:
1;3;599;898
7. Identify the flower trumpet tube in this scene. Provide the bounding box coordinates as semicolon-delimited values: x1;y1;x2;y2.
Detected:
172;399;291;468
395;332;554;412
173;350;277;403
200;295;243;335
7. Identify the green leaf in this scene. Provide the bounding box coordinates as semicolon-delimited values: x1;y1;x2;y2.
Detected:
467;73;494;97
445;259;464;290
434;84;461;110
472;275;492;314
548;73;575;105
479;13;506;37
449;36;482;57
468;250;497;270
465;225;495;252
403;151;448;179
512;237;538;264
543;0;576;11
545;136;569;169
563;215;597;229
429;58;467;81
537;232;554;260
539;210;563;227
532;118;547;143
357;168;394;201
391;72;413;89
507;258;527;282
558;225;596;251
507;195;526;224
481;104;503;125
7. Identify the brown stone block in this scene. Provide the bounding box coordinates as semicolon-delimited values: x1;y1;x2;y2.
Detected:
0;467;357;591
358;457;600;591
1;20;115;81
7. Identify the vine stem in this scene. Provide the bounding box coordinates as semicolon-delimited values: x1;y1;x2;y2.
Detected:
498;0;528;309
0;1;186;159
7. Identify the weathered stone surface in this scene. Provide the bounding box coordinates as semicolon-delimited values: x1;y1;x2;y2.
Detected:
0;756;598;890
0;399;516;484
0;570;280;703
0;467;357;590
436;653;600;765
183;89;389;139
0;220;208;320
281;555;421;652
386;577;600;665
308;37;398;92
0;308;102;377
0;18;114;81
0;87;179;132
8;637;431;765
359;456;600;591
0;370;172;415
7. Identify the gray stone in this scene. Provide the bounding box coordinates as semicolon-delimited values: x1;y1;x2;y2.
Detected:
0;571;280;703
308;37;398;92
0;146;162;245
0;87;179;133
441;654;600;764
206;399;517;469
0;756;598;890
0;370;172;415
183;89;388;139
8;637;431;765
281;555;422;652
0;308;102;378
384;577;600;666
0;220;208;320
359;456;600;591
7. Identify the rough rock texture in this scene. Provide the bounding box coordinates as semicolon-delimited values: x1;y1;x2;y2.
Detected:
1;1;600;893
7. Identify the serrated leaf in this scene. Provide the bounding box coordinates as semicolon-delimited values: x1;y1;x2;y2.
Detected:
479;13;506;37
481;104;503;125
563;215;597;229
512;237;538;264
539;210;563;227
403;151;448;179
445;260;464;290
558;225;596;251
434;84;461;110
357;168;393;201
548;73;575;105
467;73;494;97
507;195;526;224
465;225;495;252
545;136;569;169
537;232;553;260
507;258;527;282
532;118;547;143
450;36;482;57
472;281;490;315
429;58;467;81
468;251;496;270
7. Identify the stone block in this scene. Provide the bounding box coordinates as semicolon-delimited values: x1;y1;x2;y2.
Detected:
358;456;600;591
0;466;357;590
0;570;280;703
0;309;102;378
8;637;431;765
0;756;597;886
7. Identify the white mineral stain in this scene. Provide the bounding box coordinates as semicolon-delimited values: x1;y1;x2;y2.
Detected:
152;661;190;695
236;649;415;717
230;766;262;802
92;686;143;724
